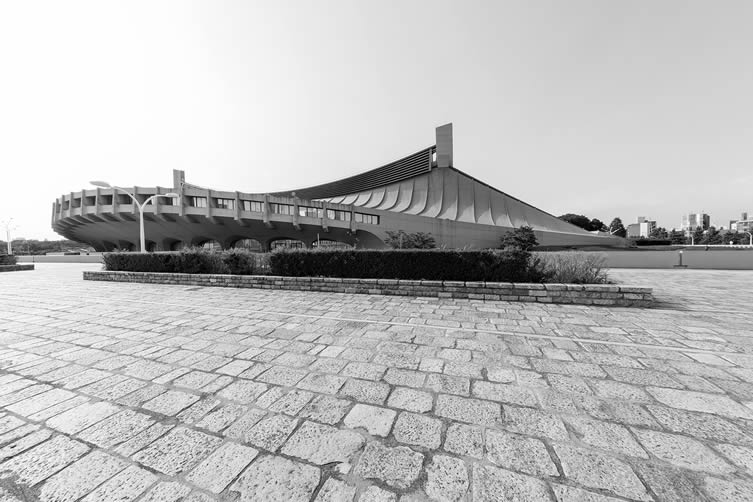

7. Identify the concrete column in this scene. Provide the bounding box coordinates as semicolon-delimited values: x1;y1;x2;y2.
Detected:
95;187;101;215
234;191;241;221
436;123;453;168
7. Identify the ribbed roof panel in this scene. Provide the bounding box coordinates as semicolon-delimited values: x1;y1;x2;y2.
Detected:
273;146;435;200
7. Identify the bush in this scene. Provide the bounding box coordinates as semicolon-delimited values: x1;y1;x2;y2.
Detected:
269;248;534;282
532;251;610;284
102;249;258;275
384;230;437;249
0;254;17;266
500;226;538;252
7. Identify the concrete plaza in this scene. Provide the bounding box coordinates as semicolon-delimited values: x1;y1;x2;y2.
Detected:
1;264;753;501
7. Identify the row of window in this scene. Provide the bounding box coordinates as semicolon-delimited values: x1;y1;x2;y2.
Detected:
61;195;379;225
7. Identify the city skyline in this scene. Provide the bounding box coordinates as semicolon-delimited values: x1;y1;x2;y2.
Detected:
1;1;752;241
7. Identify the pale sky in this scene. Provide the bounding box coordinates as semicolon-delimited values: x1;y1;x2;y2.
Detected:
2;0;752;240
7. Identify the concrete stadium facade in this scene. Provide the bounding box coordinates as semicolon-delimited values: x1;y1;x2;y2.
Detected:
51;124;624;251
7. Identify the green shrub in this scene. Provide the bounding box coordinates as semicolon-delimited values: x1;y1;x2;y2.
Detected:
500;226;538;252
0;254;17;266
268;248;533;282
102;249;257;275
533;251;610;284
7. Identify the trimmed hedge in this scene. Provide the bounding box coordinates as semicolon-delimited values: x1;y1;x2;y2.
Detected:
268;248;533;282
103;249;256;275
0;254;17;266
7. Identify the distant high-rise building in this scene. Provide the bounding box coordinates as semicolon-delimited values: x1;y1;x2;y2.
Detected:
627;216;656;238
731;212;751;232
681;213;710;234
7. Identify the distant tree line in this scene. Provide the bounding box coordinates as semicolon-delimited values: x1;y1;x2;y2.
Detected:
557;213;751;245
0;239;93;255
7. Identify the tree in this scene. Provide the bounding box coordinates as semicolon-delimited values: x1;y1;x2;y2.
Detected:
649;227;668;240
692;226;705;245
702;227;723;245
558;214;591;231
669;229;686;245
589;218;608;232
384;230;437;249
500;226;538;251
608;218;627;238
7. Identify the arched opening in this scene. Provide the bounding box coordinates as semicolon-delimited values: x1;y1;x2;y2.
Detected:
145;241;157;252
269;238;305;250
233;238;263;252
311;239;352;250
200;240;222;251
170;241;186;251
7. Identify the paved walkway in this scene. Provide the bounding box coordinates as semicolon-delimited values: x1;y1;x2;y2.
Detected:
1;264;752;501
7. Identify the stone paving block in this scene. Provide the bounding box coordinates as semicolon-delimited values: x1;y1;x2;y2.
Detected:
383;368;426;387
340;379;390;405
297;373;347;394
186;441;259;493
114;422;174;457
551;484;624;501
424;454;469;501
343;404;396;437
715;443;753;473
472;381;538;407
633;428;734;474
222;409;268;441
425;373;469;396
647;387;753;420
646;404;753;445
386;387;433;413
132;427;222;475
268;389;314;416
472;464;553;502
138;481;192;502
142;389;200;415
36;449;126;502
281;421;364;464
177;397;221;424
46;401;120;435
554;443;651;501
564;416;647;458
256;365;309;386
703;476;753;502
634;463;708;502
77;409;155;449
486;429;558;476
393;412;442;449
195;403;248;432
355;442;424;489
0;414;25;435
79;465;157;502
5;388;77;417
604;366;682;388
588;379;651;401
315;477;356;501
0;435;90;486
358;485;397;501
342;361;387;381
299;395;352;424
244;414;298;451
0;428;52;461
218;380;268;403
502;405;569;441
444;422;484;459
435;394;501;426
116;384;166;407
230;455;320;502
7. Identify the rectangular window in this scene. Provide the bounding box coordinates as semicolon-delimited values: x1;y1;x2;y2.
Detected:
215;198;235;210
100;195;113;205
269;203;293;215
355;213;380;225
242;200;264;212
298;206;323;218
190;196;207;208
326;209;351;221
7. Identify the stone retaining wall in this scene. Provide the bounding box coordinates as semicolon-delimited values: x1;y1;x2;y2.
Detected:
0;264;35;273
84;271;653;307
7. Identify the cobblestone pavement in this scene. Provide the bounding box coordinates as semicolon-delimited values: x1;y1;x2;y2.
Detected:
1;264;752;501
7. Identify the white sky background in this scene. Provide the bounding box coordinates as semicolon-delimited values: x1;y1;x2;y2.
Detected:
1;0;752;240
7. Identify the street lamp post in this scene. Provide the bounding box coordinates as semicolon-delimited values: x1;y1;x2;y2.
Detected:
2;218;15;255
744;231;753;246
91;181;178;253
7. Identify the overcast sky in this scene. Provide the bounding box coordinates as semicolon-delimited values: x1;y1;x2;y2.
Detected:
2;0;752;240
